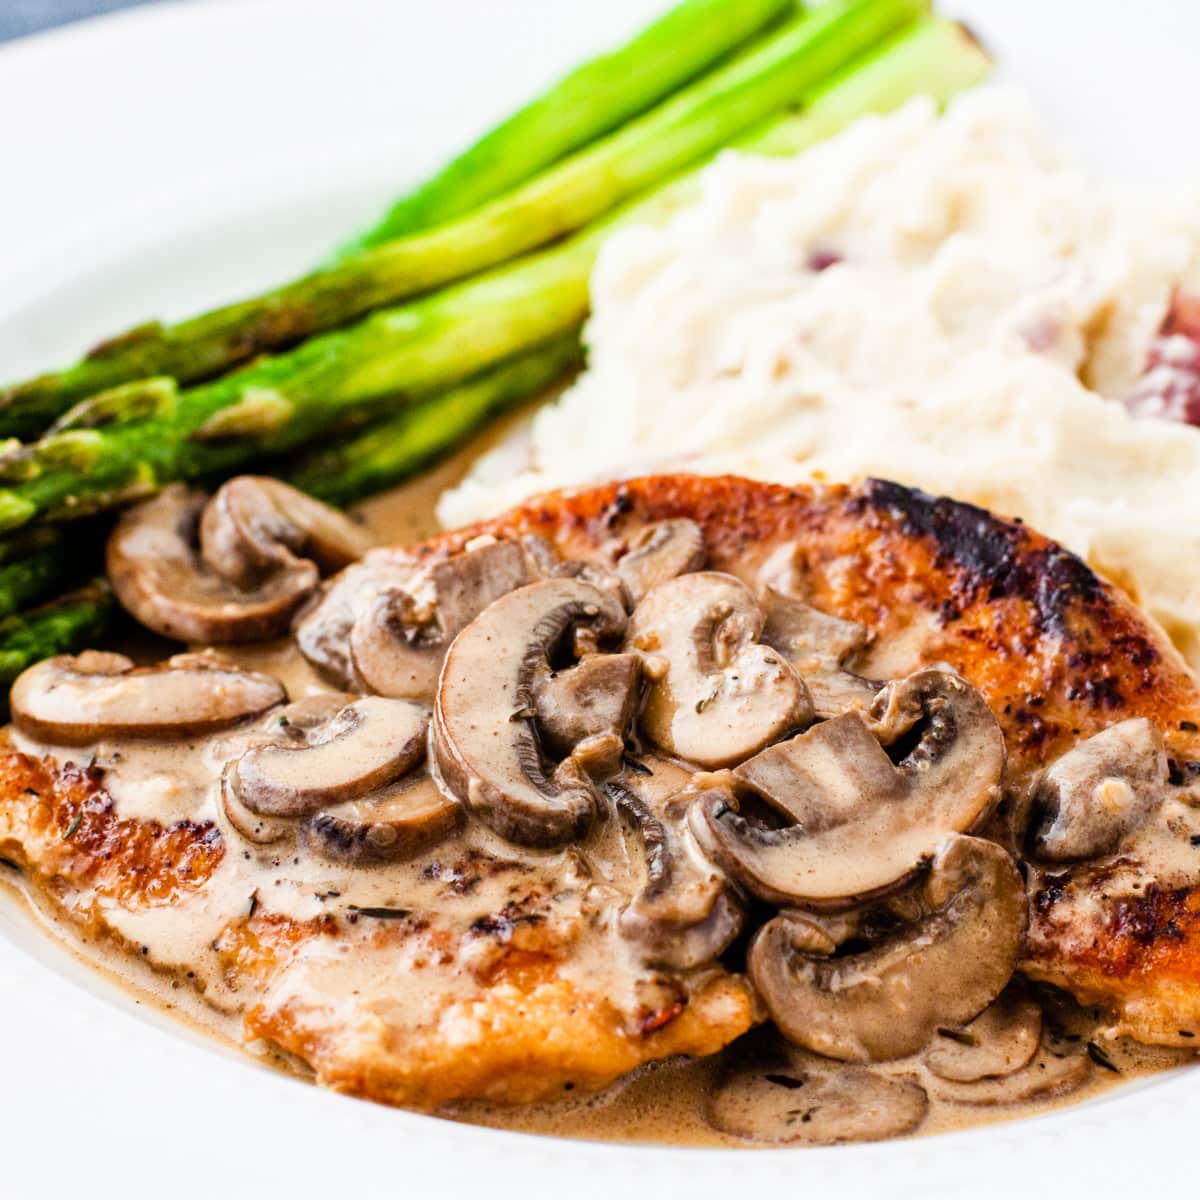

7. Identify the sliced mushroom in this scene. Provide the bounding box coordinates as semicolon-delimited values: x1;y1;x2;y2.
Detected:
926;1038;1091;1106
10;651;285;743
924;989;1043;1082
519;535;565;578
434;578;627;846
766;909;863;957
227;696;429;817
293;553;420;688
694;667;1004;907
760;588;877;718
107;486;316;643
608;778;743;970
625;572;812;768
220;779;294;844
349;539;534;700
107;480;367;644
708;1035;929;1146
200;475;370;588
533;653;641;759
216;694;351;843
302;771;460;865
520;534;627;603
615;520;705;606
748;835;1027;1062
1030;718;1169;861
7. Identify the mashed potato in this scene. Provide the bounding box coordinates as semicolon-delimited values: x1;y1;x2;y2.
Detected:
441;88;1200;667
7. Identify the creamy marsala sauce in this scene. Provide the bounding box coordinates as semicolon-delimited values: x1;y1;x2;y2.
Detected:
1;427;1196;1149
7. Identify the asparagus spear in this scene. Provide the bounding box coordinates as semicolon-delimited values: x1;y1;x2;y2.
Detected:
339;0;795;255
0;0;921;438
0;581;112;693
0;0;794;436
736;15;990;154
0;542;79;620
285;335;584;506
0;523;66;566
0;17;989;537
288;18;992;511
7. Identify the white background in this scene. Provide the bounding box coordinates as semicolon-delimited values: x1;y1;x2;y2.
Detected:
1;2;1198;1196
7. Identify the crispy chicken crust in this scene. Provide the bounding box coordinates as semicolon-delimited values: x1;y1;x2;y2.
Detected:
3;473;1200;1104
0;752;223;915
244;938;752;1108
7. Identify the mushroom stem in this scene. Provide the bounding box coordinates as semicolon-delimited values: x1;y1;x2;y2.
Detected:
609;779;744;970
349;539;534;700
1030;718;1169;861
615;519;706;606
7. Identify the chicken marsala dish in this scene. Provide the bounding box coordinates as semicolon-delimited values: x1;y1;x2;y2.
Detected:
1;472;1199;1146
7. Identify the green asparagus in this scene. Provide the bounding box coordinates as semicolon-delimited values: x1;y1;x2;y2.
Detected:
0;0;922;438
0;523;67;566
0;0;794;437
0;541;80;620
0;581;112;692
735;12;989;153
0;17;989;537
339;0;795;255
289;17;993;513
285;335;584;506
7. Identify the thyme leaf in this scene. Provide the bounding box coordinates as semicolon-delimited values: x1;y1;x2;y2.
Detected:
764;1073;806;1090
1086;1042;1120;1073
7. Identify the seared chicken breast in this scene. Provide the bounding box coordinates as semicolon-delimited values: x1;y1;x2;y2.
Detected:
2;473;1199;1116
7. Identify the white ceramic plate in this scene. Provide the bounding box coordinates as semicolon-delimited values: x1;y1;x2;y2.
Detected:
1;2;1198;1195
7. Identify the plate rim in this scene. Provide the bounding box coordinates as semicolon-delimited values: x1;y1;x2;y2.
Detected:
2;1;1199;1195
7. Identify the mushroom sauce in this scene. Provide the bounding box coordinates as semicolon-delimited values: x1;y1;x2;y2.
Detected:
1;458;1198;1148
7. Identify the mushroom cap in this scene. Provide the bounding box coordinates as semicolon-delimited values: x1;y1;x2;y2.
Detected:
349;588;440;700
107;485;319;644
200;476;371;589
760;588;877;719
615;519;706;606
349;539;533;701
707;1035;929;1145
215;694;350;842
1031;718;1169;861
609;778;744;970
293;553;421;688
433;578;627;847
302;771;461;865
219;772;294;844
748;835;1027;1062
625;572;812;768
228;695;430;817
926;1037;1091;1106
923;988;1043;1082
10;651;286;743
694;667;1004;907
